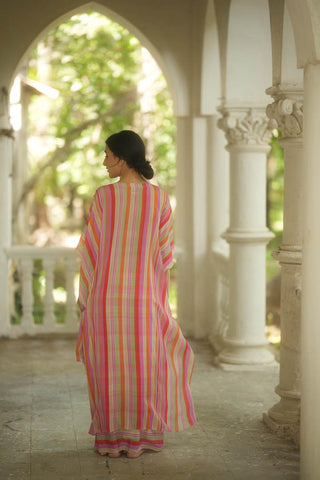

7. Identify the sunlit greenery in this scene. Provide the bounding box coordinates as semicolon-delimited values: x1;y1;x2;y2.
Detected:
23;11;176;242
265;131;283;348
266;131;283;281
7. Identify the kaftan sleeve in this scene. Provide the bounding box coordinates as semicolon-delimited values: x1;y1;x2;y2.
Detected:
76;189;102;312
159;191;174;270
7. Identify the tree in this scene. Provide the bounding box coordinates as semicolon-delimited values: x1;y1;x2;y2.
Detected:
21;11;176;243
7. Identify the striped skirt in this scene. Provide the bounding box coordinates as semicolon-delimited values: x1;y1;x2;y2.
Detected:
94;429;164;455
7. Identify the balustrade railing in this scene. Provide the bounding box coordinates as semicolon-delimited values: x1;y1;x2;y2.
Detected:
4;244;229;341
5;246;79;338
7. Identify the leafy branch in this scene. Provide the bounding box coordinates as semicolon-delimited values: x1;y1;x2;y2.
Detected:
16;88;137;211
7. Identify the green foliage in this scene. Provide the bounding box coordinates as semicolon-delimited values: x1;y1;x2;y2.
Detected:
267;132;284;234
32;260;44;324
152;89;176;195
25;11;176;237
266;132;284;281
11;260;74;325
168;264;177;318
27;12;140;209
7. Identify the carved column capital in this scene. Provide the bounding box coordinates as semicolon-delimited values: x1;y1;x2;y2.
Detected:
266;85;303;139
217;105;272;147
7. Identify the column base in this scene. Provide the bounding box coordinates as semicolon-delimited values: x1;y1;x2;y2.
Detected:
218;339;275;365
263;395;300;445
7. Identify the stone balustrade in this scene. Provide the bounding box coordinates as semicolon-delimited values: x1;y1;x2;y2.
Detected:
4;246;79;338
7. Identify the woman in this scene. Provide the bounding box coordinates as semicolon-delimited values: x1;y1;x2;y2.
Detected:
76;130;196;459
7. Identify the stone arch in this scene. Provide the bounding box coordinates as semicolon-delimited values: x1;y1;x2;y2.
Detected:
8;1;188;117
200;0;221;115
286;0;320;68
225;0;272;103
4;2;187;335
268;0;303;86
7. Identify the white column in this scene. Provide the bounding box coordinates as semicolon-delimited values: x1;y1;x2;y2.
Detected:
217;106;274;365
207;114;229;245
300;63;320;480
207;114;230;351
175;116;193;337
175;115;210;338
263;85;303;443
0;87;13;337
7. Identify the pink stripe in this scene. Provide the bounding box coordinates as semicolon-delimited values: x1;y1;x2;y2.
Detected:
126;185;139;424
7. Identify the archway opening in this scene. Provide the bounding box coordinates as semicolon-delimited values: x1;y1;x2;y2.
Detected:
9;9;177;327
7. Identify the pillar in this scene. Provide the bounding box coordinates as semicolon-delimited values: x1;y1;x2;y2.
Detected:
207;114;230;351
263;85;303;444
0;87;13;336
175;115;210;338
300;63;320;480
217;105;274;365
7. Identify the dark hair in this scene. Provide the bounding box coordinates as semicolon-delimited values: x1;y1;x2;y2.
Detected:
105;130;154;180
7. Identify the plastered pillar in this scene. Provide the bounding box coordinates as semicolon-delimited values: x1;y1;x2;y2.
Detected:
263;85;303;444
207;114;230;351
217;106;274;365
300;63;320;480
175;115;210;339
0;87;13;336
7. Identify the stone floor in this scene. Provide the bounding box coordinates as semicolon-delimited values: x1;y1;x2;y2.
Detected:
0;336;299;480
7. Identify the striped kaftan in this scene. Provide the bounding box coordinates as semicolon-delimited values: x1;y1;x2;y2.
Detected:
76;182;196;449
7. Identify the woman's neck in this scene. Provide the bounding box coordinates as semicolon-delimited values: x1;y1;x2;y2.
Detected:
119;168;146;184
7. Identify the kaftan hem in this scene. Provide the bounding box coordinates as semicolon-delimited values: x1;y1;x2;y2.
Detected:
94;429;164;454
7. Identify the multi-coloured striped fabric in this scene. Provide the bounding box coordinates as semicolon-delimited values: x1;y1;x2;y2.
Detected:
76;182;196;437
94;429;164;455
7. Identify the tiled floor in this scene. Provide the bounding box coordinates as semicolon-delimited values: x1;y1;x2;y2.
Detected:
0;336;299;479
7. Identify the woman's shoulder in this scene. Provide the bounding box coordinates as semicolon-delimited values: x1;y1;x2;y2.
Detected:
148;182;168;196
95;183;115;196
95;182;169;199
